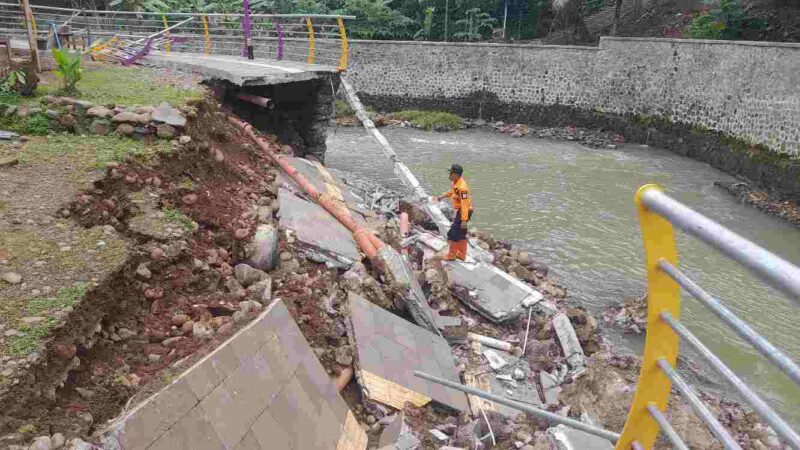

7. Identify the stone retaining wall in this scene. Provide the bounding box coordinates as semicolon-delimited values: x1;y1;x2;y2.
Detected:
345;37;800;157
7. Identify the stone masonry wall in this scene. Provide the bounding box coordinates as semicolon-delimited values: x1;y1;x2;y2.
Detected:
345;37;800;156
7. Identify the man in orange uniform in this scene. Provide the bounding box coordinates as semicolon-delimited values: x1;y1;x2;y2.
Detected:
434;164;473;261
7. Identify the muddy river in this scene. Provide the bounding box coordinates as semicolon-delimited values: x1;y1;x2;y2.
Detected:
326;126;800;426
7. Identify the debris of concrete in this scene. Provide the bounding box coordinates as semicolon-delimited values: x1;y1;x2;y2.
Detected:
277;188;357;268
483;349;508;371
377;245;439;333
546;425;614;450
377;412;421;450
468;333;516;353
540;371;561;405
445;262;546;322
553;313;586;370
0;130;19;140
348;292;468;412
429;429;450;442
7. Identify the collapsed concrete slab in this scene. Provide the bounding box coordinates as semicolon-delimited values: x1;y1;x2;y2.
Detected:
377;245;458;332
102;299;367;450
444;262;547;323
376;412;421;450
547;425;614;450
277;188;358;268
277;157;365;216
348;293;469;412
553;313;586;370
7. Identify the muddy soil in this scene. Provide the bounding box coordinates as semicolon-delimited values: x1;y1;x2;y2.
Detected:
715;181;800;227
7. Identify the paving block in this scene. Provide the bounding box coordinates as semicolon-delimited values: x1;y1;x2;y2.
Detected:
349;293;468;412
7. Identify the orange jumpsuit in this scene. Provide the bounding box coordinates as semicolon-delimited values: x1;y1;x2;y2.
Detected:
441;177;473;260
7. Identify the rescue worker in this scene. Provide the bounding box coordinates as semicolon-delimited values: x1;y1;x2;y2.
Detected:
434;164;473;261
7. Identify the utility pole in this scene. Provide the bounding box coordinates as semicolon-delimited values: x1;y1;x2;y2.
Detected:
444;0;449;42
19;0;39;73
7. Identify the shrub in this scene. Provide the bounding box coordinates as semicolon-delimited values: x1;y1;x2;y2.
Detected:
52;48;83;93
395;110;462;131
688;0;765;40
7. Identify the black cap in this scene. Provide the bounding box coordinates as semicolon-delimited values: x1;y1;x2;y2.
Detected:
449;164;463;175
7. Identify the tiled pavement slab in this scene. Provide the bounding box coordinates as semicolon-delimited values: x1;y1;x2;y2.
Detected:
101;299;366;450
348;292;469;412
277;187;359;268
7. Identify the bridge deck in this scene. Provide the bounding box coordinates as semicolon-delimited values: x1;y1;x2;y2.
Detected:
145;52;339;86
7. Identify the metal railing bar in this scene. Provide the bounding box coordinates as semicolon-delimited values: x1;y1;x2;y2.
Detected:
18;4;356;20
661;311;800;447
640;188;800;304
656;358;742;450
658;259;800;386
646;404;691;450
414;370;621;443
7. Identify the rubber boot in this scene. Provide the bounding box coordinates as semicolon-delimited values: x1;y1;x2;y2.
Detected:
444;240;460;261
454;239;468;261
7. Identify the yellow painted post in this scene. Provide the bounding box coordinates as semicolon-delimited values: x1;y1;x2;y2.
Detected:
336;17;348;71
201;15;211;55
162;14;171;53
615;184;681;449
306;17;315;64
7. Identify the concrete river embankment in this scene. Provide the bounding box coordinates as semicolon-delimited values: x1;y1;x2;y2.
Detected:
326;125;800;427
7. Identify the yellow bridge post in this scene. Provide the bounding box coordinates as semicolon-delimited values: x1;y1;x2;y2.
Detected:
162;14;171;53
615;184;681;449
306;17;315;65
201;15;211;55
336;17;348;71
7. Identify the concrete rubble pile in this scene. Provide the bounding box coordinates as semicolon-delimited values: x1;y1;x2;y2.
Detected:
266;152;613;449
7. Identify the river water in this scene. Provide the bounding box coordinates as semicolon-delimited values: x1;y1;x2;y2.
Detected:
326;125;800;426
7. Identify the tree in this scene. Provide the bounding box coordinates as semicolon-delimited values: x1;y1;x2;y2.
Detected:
611;0;623;35
453;7;497;40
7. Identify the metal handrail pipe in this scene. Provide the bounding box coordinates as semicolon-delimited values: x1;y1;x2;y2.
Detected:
658;259;800;386
14;4;356;20
414;370;621;443
639;188;800;304
646;404;690;450
656;358;742;449
661;311;800;446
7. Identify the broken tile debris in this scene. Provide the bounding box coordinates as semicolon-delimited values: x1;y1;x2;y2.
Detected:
348;292;469;412
444;261;545;323
377;412;421;450
101;299;366;450
277;187;358;268
554;313;586;370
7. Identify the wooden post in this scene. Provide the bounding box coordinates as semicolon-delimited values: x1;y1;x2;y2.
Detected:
19;0;40;73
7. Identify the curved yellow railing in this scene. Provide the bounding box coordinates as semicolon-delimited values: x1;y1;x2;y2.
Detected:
615;184;681;449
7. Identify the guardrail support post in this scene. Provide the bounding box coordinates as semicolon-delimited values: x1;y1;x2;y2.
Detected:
20;0;40;73
615;184;681;449
337;17;348;71
201;15;211;55
306;17;315;65
161;14;170;53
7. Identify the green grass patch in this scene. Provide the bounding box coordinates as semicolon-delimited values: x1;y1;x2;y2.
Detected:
19;133;171;169
0;90;22;105
26;284;87;316
394;110;462;131
163;207;197;232
0;113;52;136
335;99;355;117
50;66;202;107
8;319;56;356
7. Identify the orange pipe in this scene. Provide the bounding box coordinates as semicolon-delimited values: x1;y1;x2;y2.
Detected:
228;116;383;261
336;365;354;391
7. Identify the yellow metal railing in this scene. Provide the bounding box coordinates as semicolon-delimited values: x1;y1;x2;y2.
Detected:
615;184;800;449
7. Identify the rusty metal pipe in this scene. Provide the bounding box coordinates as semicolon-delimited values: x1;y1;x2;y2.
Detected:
237;93;274;109
228;115;383;261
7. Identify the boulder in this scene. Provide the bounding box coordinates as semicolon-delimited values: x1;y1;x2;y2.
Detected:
116;123;134;135
87;106;113;119
152;102;186;127
88;119;111;135
234;263;266;288
156;123;176;139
